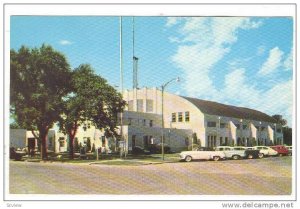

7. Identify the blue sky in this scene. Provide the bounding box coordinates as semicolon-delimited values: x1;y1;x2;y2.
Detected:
10;16;293;125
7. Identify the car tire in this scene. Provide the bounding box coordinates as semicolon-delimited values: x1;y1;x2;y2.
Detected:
232;155;240;160
185;156;192;162
213;156;220;161
248;154;254;159
258;153;264;159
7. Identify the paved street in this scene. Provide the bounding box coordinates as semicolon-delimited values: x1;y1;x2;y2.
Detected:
9;157;291;195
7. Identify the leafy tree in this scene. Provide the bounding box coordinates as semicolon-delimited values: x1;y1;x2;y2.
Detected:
10;45;72;159
58;64;126;159
283;127;292;145
272;114;287;126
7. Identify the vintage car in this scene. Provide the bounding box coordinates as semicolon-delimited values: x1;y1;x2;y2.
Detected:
215;146;246;160
270;145;289;156
285;146;292;156
179;147;226;162
235;146;263;159
253;146;278;157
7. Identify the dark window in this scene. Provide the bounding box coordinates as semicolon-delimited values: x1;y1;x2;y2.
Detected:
172;113;176;122
255;126;259;130
149;120;153;127
261;126;265;131
235;124;240;129
243;125;248;130
128;118;132;126
185;111;190;122
178;112;183;122
101;136;105;147
207;121;216;127
277;128;282;133
143;119;146;126
59;137;65;147
220;123;226;128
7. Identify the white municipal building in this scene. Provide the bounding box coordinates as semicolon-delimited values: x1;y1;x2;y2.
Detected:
10;87;283;153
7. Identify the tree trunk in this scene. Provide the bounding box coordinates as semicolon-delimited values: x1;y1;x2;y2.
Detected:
40;130;49;160
68;123;78;160
69;135;75;160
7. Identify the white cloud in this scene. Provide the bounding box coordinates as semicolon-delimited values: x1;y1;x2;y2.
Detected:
170;17;262;98
223;68;293;126
166;17;183;27
258;47;283;76
168;17;292;126
283;48;293;71
59;40;72;45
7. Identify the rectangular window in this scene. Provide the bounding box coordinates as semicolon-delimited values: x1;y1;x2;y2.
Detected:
220;123;226;128
128;118;132;126
255;126;259;130
178;112;183;122
149;120;153;127
277;128;282;133
235;124;240;129
146;99;153;112
172;113;176;122
143;119;146;126
261;126;265;131
243;125;248;130
207;121;216;127
128;100;133;111
59;137;65;147
185;111;190;122
137;99;143;112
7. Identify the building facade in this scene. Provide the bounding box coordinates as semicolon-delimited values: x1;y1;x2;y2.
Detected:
10;87;284;153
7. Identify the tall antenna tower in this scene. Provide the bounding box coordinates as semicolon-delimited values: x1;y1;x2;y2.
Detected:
132;17;139;89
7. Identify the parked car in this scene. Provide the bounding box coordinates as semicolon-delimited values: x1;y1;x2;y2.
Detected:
270;145;289;156
215;146;246;160
235;146;263;159
179;147;226;162
253;146;278;157
131;146;151;155
148;143;171;154
285;146;292;156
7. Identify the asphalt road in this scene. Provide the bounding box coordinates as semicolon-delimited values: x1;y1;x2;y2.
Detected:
9;157;292;195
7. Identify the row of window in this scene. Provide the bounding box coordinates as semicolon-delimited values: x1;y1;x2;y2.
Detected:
127;118;153;127
128;99;154;112
171;111;190;122
207;121;281;132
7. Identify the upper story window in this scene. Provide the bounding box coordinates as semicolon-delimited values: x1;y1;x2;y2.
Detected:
277;128;282;133
243;125;248;130
128;100;134;111
137;99;143;112
149;120;153;127
185;111;190;122
146;99;153;112
261;126;265;131
128;118;132;126
235;124;240;129
207;121;216;127
143;119;146;126
172;113;176;122
178;112;183;122
220;123;226;128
